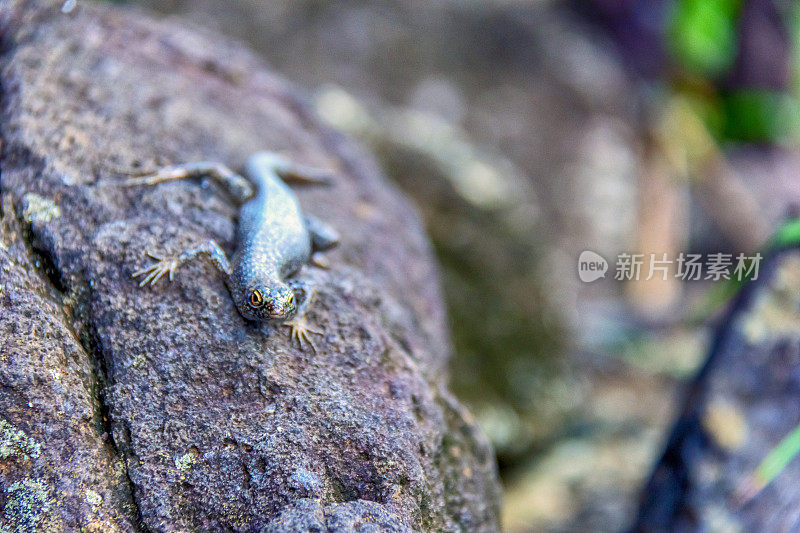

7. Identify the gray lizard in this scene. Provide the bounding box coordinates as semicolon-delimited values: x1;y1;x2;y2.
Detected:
127;151;339;351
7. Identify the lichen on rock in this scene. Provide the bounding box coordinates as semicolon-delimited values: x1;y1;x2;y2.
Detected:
0;420;40;461
2;478;52;533
19;193;60;224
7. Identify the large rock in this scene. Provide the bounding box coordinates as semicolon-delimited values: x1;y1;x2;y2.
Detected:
0;1;501;531
632;246;800;532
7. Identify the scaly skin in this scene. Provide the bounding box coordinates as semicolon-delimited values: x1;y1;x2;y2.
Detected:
129;151;339;351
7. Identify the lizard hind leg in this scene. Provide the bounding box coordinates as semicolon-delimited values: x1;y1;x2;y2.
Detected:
247;151;336;186
123;161;253;204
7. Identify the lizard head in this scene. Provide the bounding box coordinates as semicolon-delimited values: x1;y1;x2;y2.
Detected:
236;283;297;322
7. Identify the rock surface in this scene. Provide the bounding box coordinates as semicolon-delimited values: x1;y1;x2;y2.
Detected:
632;246;800;532
0;1;501;531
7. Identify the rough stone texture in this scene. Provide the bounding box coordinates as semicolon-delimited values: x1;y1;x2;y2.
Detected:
632;247;800;532
0;198;138;532
0;1;501;531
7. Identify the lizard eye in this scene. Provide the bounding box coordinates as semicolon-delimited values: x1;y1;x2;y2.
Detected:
248;289;264;308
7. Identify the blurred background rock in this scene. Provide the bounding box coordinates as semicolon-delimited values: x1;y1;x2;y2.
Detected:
110;0;800;530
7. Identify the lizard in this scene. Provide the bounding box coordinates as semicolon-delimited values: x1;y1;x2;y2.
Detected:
126;151;340;352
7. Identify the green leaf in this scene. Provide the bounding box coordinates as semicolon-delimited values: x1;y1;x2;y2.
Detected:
754;422;800;489
721;90;800;142
770;218;800;250
669;0;742;77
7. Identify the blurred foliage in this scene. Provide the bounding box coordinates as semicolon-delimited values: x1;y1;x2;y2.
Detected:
667;0;800;143
437;209;564;417
669;0;742;77
377;143;566;467
753;422;800;492
720;90;800;141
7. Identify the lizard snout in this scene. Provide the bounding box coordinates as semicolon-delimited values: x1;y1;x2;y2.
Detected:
267;299;296;320
268;309;289;319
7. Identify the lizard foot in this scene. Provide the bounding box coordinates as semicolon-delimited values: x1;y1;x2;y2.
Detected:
131;252;180;286
283;317;322;353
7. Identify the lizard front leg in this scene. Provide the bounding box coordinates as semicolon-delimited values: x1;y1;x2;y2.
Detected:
305;214;340;252
132;239;231;286
282;279;322;352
